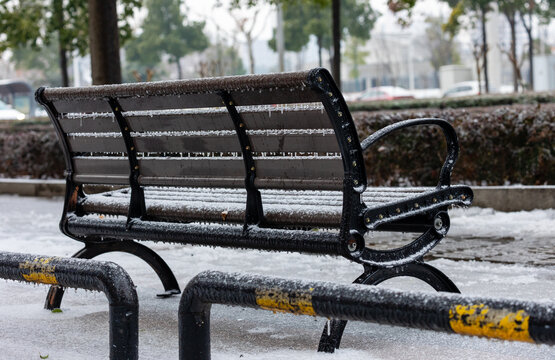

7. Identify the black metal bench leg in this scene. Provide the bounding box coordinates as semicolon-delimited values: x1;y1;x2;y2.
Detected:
317;262;460;353
45;240;180;310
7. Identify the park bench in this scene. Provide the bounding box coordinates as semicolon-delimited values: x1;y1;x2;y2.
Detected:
36;68;473;337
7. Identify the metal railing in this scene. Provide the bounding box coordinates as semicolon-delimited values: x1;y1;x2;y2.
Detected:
179;270;555;360
0;251;138;360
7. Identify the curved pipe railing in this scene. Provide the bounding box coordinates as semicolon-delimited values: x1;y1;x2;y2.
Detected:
360;118;459;187
0;252;138;360
179;271;554;360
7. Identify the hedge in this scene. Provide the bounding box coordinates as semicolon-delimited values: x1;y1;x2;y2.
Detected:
348;92;555;112
0;124;64;179
0;103;553;186
356;104;554;186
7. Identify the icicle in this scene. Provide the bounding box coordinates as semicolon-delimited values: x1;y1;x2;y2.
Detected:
327;319;331;336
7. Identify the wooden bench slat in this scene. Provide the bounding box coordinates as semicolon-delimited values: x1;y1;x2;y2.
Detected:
72;156;344;188
73;174;130;185
255;157;343;179
53;89;321;114
103;187;421;207
80;185;433;228
60;108;330;133
81;195;342;227
67;132;339;154
43;70;313;102
53;99;113;114
134;186;432;198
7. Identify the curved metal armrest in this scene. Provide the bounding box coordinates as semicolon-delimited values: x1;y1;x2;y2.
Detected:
360;118;459;187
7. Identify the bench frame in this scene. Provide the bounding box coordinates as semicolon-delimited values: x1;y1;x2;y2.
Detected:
36;68;472;348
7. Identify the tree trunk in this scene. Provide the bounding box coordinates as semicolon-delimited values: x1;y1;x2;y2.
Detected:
317;35;322;68
53;0;69;87
509;13;518;92
58;44;69;87
474;49;482;95
276;4;285;72
480;6;489;93
176;58;183;79
521;7;534;90
527;24;533;90
332;0;340;88
88;0;122;85
247;36;255;74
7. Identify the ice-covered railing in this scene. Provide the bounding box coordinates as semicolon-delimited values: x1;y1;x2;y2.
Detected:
179;271;555;359
0;252;138;360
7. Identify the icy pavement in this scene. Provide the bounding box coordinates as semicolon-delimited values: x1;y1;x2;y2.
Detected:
0;195;553;359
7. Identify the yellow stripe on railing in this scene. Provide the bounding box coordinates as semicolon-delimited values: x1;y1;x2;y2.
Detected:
449;304;533;343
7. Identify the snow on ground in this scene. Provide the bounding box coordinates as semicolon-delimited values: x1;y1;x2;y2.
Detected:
0;195;553;359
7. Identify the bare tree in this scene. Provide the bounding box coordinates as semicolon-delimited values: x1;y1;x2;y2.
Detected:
472;42;483;94
229;7;263;74
372;35;401;87
498;43;526;91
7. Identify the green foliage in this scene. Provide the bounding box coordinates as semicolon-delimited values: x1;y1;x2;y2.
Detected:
267;0;377;53
11;42;63;87
228;0;330;8
125;0;208;77
0;0;140;82
425;16;460;72
0;0;139;54
267;4;312;52
0;1;47;52
348;92;555;112
343;37;368;79
198;44;246;77
386;0;417;26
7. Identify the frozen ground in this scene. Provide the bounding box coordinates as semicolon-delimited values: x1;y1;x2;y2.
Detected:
0;195;553;359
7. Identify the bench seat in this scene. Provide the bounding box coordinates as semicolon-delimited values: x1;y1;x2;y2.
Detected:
80;185;470;230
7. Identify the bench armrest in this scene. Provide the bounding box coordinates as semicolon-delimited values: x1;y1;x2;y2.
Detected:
360;118;458;187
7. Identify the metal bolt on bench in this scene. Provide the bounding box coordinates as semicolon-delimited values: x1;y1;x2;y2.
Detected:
36;68;473;350
179;271;555;360
0;251;138;360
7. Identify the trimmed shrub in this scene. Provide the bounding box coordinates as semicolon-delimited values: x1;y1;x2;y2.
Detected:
349;92;555;112
355;104;555;186
0;125;64;179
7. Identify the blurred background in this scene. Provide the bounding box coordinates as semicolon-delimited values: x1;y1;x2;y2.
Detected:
1;0;554;115
0;0;553;187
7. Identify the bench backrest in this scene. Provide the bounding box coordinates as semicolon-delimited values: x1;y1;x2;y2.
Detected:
37;68;366;195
